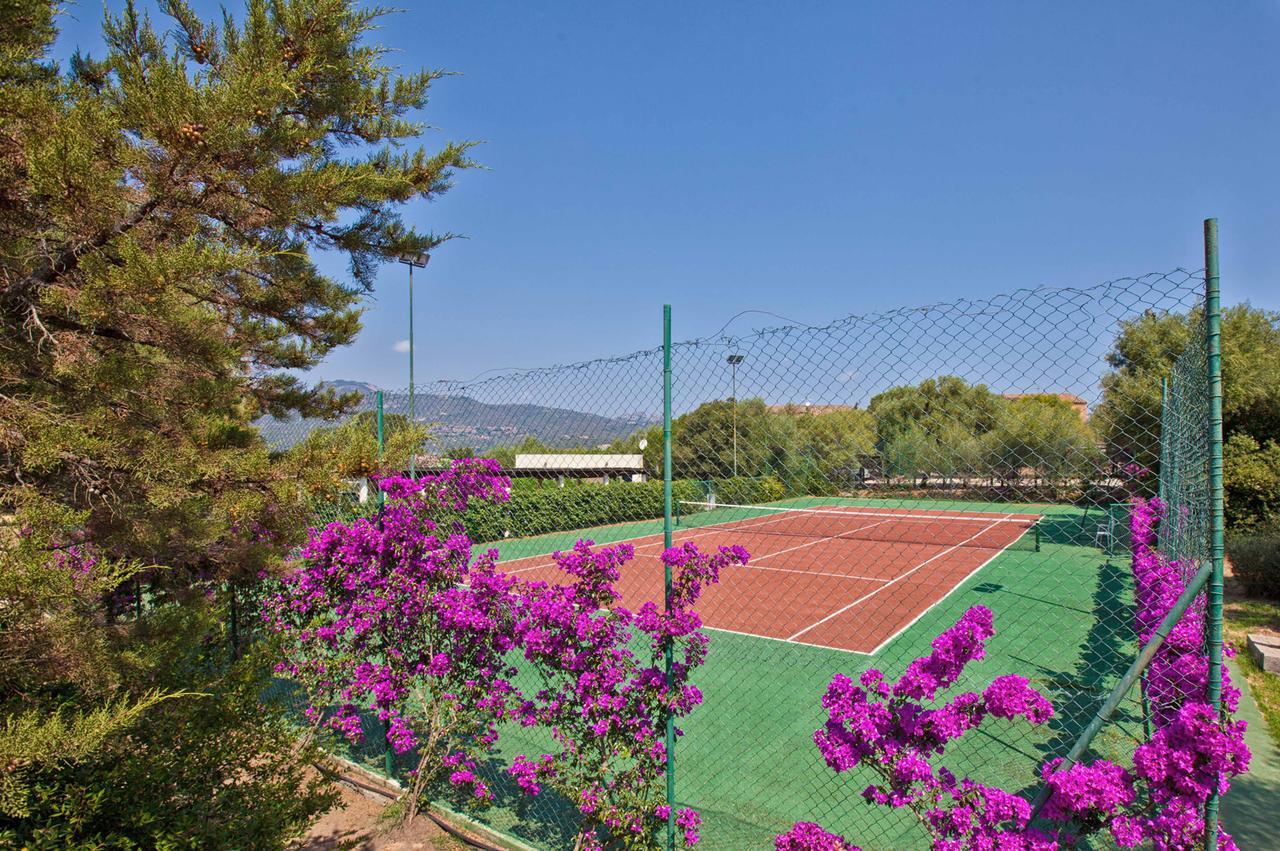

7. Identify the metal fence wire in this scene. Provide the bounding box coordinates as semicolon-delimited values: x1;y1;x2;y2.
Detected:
256;256;1225;850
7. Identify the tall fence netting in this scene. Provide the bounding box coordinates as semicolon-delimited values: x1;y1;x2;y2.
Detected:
256;269;1213;850
1158;313;1211;577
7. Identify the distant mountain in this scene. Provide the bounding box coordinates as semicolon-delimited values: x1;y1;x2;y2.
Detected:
256;381;656;452
322;380;380;396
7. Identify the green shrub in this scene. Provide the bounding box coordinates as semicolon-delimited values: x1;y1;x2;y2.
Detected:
1228;528;1280;600
1224;433;1280;531
461;476;786;544
698;475;788;506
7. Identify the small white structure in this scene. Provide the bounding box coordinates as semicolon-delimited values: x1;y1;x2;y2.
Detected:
345;478;373;504
514;454;646;487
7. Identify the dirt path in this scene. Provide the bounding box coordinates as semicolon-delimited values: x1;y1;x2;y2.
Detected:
292;774;467;851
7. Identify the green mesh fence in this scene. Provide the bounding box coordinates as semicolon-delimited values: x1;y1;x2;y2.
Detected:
254;267;1220;850
1158;312;1212;574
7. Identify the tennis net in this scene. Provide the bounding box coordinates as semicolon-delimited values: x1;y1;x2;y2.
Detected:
675;501;1041;552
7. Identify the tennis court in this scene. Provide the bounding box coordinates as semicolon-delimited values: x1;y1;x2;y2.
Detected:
500;502;1042;654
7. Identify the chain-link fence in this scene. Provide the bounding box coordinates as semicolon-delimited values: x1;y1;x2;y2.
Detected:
257;258;1224;849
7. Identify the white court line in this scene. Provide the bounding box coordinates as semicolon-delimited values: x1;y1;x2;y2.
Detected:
732;563;890;583
499;506;808;573
678;501;1041;524
738;518;895;564
701;624;877;656
862;539;1021;656
511;512;896;580
786;513;1016;641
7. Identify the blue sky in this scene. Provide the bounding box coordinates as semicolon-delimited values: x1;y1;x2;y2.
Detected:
52;1;1280;389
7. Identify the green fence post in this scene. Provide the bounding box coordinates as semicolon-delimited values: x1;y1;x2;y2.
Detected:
662;305;676;851
408;263;417;480
375;390;393;778
376;391;386;509
665;305;675;849
1204;218;1225;849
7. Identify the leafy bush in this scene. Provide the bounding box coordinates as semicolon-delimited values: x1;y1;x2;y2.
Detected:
0;634;336;849
702;474;787;506
1228;528;1280;600
1224;433;1280;531
460;476;784;543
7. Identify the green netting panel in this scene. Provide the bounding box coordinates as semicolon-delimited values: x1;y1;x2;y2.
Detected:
251;269;1213;850
1158;313;1212;575
665;273;1203;849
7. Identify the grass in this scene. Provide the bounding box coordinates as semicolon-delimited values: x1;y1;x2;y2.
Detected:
1223;590;1280;749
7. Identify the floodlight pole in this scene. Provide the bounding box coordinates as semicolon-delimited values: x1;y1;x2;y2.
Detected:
727;354;744;477
398;252;430;478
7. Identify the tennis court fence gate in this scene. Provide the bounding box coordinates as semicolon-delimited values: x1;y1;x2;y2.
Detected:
257;222;1226;850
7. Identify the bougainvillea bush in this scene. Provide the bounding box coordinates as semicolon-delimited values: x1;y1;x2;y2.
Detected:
777;496;1249;851
507;539;748;850
1113;497;1249;849
787;606;1058;850
264;460;522;818
266;458;746;849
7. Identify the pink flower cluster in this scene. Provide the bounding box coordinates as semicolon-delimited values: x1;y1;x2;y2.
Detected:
265;458;745;849
50;543;98;574
1131;498;1242;725
506;538;747;849
781;497;1252;850
790;607;1057;849
775;822;860;850
1046;497;1249;850
263;460;520;802
1038;498;1249;849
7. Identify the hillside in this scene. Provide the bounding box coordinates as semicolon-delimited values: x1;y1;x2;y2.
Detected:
256;380;655;451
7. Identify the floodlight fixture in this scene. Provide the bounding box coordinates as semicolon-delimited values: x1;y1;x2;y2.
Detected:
398;251;430;269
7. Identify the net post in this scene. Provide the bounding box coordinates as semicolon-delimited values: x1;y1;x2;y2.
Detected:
1204;218;1225;849
662;305;676;851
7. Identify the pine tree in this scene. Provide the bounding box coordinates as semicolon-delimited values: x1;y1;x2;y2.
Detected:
0;0;472;842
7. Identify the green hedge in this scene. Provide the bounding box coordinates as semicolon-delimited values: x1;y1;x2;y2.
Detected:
682;475;788;506
462;476;787;544
309;475;790;546
1228;527;1280;600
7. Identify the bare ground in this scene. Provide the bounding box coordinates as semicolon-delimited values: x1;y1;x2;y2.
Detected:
292;772;468;851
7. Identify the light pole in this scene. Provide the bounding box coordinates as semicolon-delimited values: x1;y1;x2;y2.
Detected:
727;354;744;477
398;251;429;478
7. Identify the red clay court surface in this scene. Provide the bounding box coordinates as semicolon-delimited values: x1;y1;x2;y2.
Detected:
500;504;1042;654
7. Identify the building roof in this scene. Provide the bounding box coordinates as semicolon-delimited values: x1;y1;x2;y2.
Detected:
514;454;645;472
